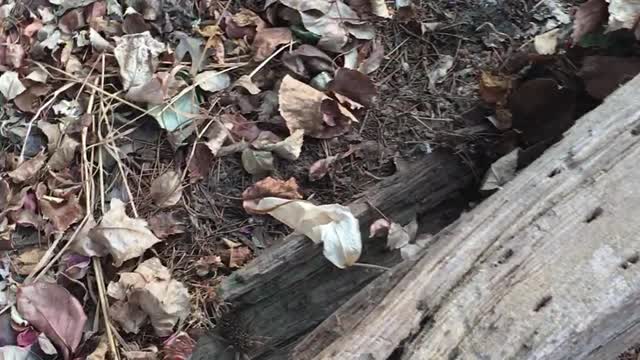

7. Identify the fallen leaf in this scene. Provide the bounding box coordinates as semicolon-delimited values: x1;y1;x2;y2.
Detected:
174;33;205;74
87;198;162;266
370;0;391;17
150;171;182;208
59;9;85;33
607;0;640;31
228;246;252;268
369;218;390;238
37;333;57;356
36;187;83;233
123;8;150;34
16;282;87;360
252;28;292;61
242;177;303;208
571;0;608;43
114;31;165;90
0;72;26;100
107;258;190;336
0;345;39;360
195;71;231;92
162;332;196;360
387;219;417;250
6;44;25;69
328;68;377;108
534;28;560;55
109;301;147;334
246;198;361;268
428;55;454;90
86;336;108;360
12;248;47;276
234;75;261;95
203;120;231;155
281;45;334;79
481;149;519;191
358;38;385;74
308;155;338;181
279;75;356;138
7;153;47;183
578;56;640;99
225;8;266;40
225;113;260;142
194;255;223;276
147;212;185;239
241;149;274;175
89;28;113;52
48;136;80;171
479;71;512;105
253;129;304;161
149;90;199;132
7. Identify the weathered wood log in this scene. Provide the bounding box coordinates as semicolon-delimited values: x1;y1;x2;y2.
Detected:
218;151;477;358
297;75;640;360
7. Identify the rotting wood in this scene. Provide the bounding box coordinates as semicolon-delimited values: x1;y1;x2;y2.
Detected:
218;150;476;358
301;75;640;360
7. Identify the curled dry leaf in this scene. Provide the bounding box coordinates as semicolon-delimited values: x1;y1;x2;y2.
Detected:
370;0;391;18
0;71;26;100
107;258;190;336
89;28;113;52
162;332;196;360
308;155;338;181
253;129;304;161
479;71;512;105
150;171;182;208
86;198;162;266
279;75;357;139
534;29;560;55
16;282;87;360
12;248;47;276
242;177;303;210
241;149;274;175
281;45;334;79
195;71;231;92
246;198;361;268
571;0;608;44
252;28;292;61
368;218;390;238
608;0;640;31
114;31;165;90
228;246;252;268
481;149;519;191
328;68;377;108
147;212;185;239
234;75;261;95
7;153;47;183
387;219;417;250
37;187;83;233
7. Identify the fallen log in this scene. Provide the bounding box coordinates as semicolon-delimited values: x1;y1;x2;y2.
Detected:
296;75;640;359
218;150;477;358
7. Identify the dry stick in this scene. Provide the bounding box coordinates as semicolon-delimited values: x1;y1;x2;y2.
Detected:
84;74;122;360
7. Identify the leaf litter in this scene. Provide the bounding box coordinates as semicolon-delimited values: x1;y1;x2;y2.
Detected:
0;0;633;357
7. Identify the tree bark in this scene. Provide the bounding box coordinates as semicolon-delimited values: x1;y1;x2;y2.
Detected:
218;151;476;358
298;75;640;360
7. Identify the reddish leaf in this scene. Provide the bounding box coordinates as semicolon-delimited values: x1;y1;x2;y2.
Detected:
328;68;377;108
571;0;608;44
17;282;87;360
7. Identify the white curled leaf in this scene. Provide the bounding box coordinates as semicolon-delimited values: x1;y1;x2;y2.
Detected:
250;198;361;268
195;71;231;92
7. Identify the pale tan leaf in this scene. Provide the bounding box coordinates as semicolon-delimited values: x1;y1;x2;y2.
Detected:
247;198;361;268
7;153;47;183
107;258;190;336
241;149;274;175
0;71;26;100
195;71;231;92
534;29;560;55
114;32;165;90
481;149;519;191
150;171;182;208
370;0;391;18
253;129;304;161
252;28;292;61
88;198;162;266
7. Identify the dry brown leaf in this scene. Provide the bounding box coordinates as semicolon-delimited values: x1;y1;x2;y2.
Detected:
148;212;186;239
225;8;266;40
309;155;338;181
252;28;292;61
242;177;302;212
37;186;83;233
571;0;608;43
12;248;47;276
150;171;182;208
281;45;334;79
48;136;80;171
234;75;261;95
7;44;25;69
370;0;391;17
228;246;252;268
87;198;162;266
114;32;165;90
328;68;377;108
59;9;85;34
17;282;87;360
107;257;190;336
479;71;512;106
7;153;47;183
279;75;356;138
253;129;304;161
369;218;390;238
